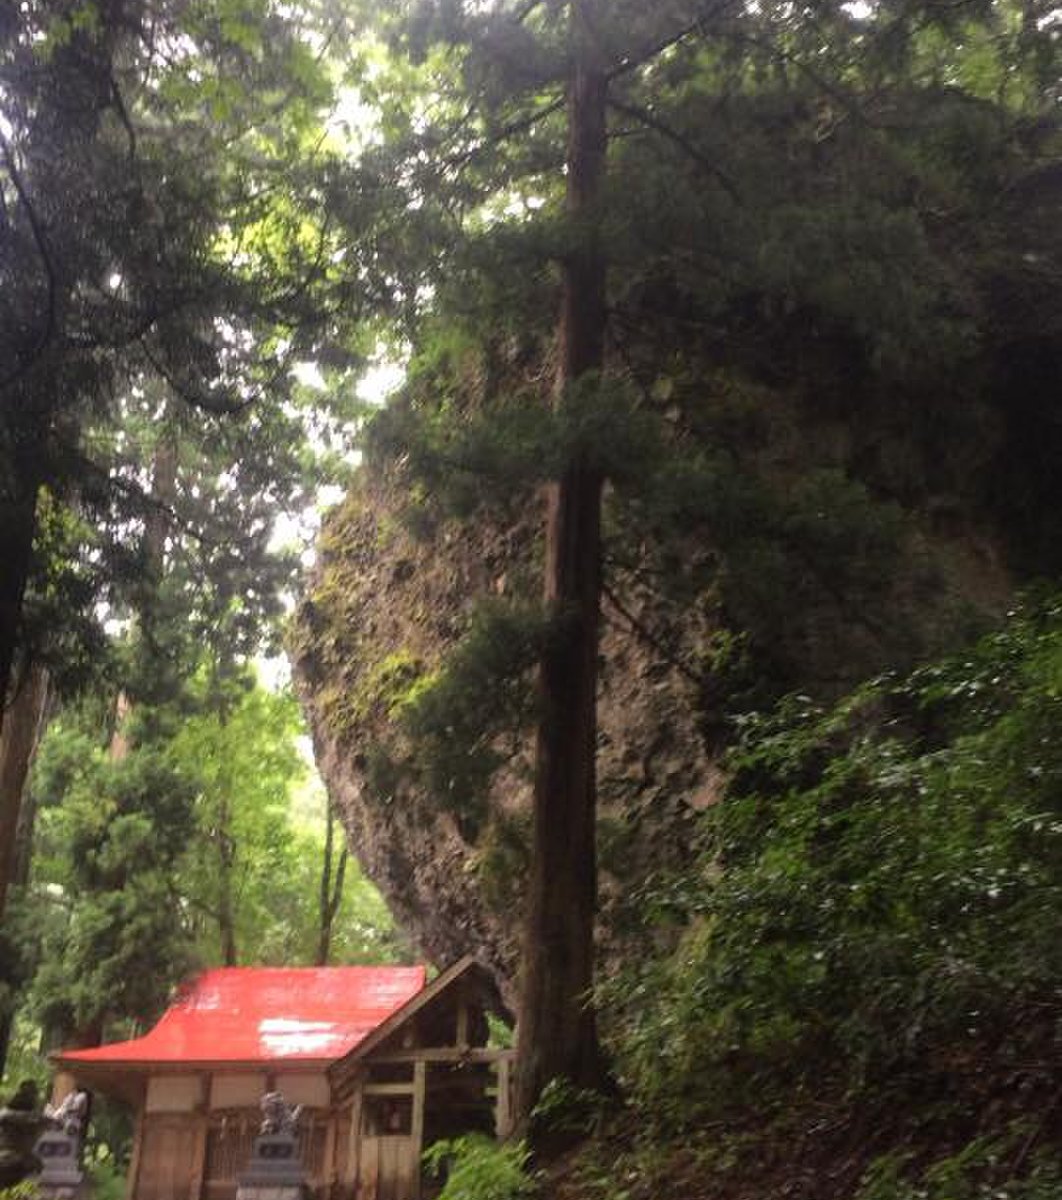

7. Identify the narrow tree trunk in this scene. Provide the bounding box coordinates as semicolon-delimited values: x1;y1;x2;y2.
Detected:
0;661;50;918
108;691;132;762
317;799;348;966
217;803;238;967
108;415;178;757
0;1013;14;1083
514;0;609;1123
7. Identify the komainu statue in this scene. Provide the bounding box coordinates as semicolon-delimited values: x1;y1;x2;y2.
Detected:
259;1092;303;1137
43;1091;88;1138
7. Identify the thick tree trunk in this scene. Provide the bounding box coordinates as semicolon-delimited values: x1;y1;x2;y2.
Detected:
0;662;49;1078
11;703;47;892
0;661;50;918
0;478;40;739
514;0;609;1123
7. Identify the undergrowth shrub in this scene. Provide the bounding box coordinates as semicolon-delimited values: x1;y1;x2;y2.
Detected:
423;1134;537;1200
602;599;1062;1129
856;1140;1062;1200
0;1186;39;1200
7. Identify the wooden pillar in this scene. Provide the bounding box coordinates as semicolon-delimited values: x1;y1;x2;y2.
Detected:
126;1111;145;1200
50;1071;77;1105
410;1062;426;1200
455;998;469;1051
322;1115;337;1199
494;1058;512;1140
348;1086;363;1198
189;1117;208;1200
190;1075;210;1200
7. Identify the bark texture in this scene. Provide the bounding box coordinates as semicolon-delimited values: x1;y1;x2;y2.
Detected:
0;660;49;1077
0;475;39;737
514;0;610;1120
216;795;238;967
0;660;50;917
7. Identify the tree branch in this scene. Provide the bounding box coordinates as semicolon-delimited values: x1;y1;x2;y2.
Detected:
509;0;546;24
443;0;745;172
602;582;707;687
608;0;742;84
0;132;58;390
443;91;567;168
725;29;875;128
73;452;219;548
109;77;138;161
607;97;741;202
139;341;258;416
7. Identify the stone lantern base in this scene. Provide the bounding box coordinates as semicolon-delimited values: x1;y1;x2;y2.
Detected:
236;1132;308;1200
35;1127;86;1199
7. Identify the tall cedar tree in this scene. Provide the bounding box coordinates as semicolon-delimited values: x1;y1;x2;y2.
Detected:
349;0;1061;1126
515;0;609;1117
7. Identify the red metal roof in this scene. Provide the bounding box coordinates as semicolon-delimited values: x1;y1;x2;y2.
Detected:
56;966;427;1067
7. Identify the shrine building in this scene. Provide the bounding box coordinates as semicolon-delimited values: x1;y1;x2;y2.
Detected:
52;957;514;1200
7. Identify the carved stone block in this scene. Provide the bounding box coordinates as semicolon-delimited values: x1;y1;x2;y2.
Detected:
34;1128;86;1199
236;1132;308;1200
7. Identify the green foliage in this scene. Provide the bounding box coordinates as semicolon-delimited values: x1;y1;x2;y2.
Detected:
530;1078;608;1139
168;678;308;965
0;1184;40;1200
85;1161;128;1200
398;601;549;832
0;0;360;707
25;718;198;1038
604;599;1062;1127
8;667;400;1064
470;810;531;913
423;1135;537;1200
856;1141;1062;1200
369;374;658;519
83;1102;133;1200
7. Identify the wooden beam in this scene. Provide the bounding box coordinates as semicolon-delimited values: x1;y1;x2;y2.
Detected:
362;1082;415;1097
410;1061;426;1200
370;1048;515;1065
331;1060;367;1104
327;956;505;1077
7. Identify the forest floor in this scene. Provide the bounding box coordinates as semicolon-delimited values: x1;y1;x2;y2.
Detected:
542;1062;1062;1200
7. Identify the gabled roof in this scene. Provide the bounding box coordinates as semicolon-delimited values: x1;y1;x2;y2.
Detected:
330;955;506;1075
54;966;427;1070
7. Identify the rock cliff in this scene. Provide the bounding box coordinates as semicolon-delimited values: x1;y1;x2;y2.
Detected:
290;395;1014;1000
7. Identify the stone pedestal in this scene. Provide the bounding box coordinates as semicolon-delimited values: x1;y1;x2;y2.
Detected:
34;1128;86;1200
236;1132;308;1200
